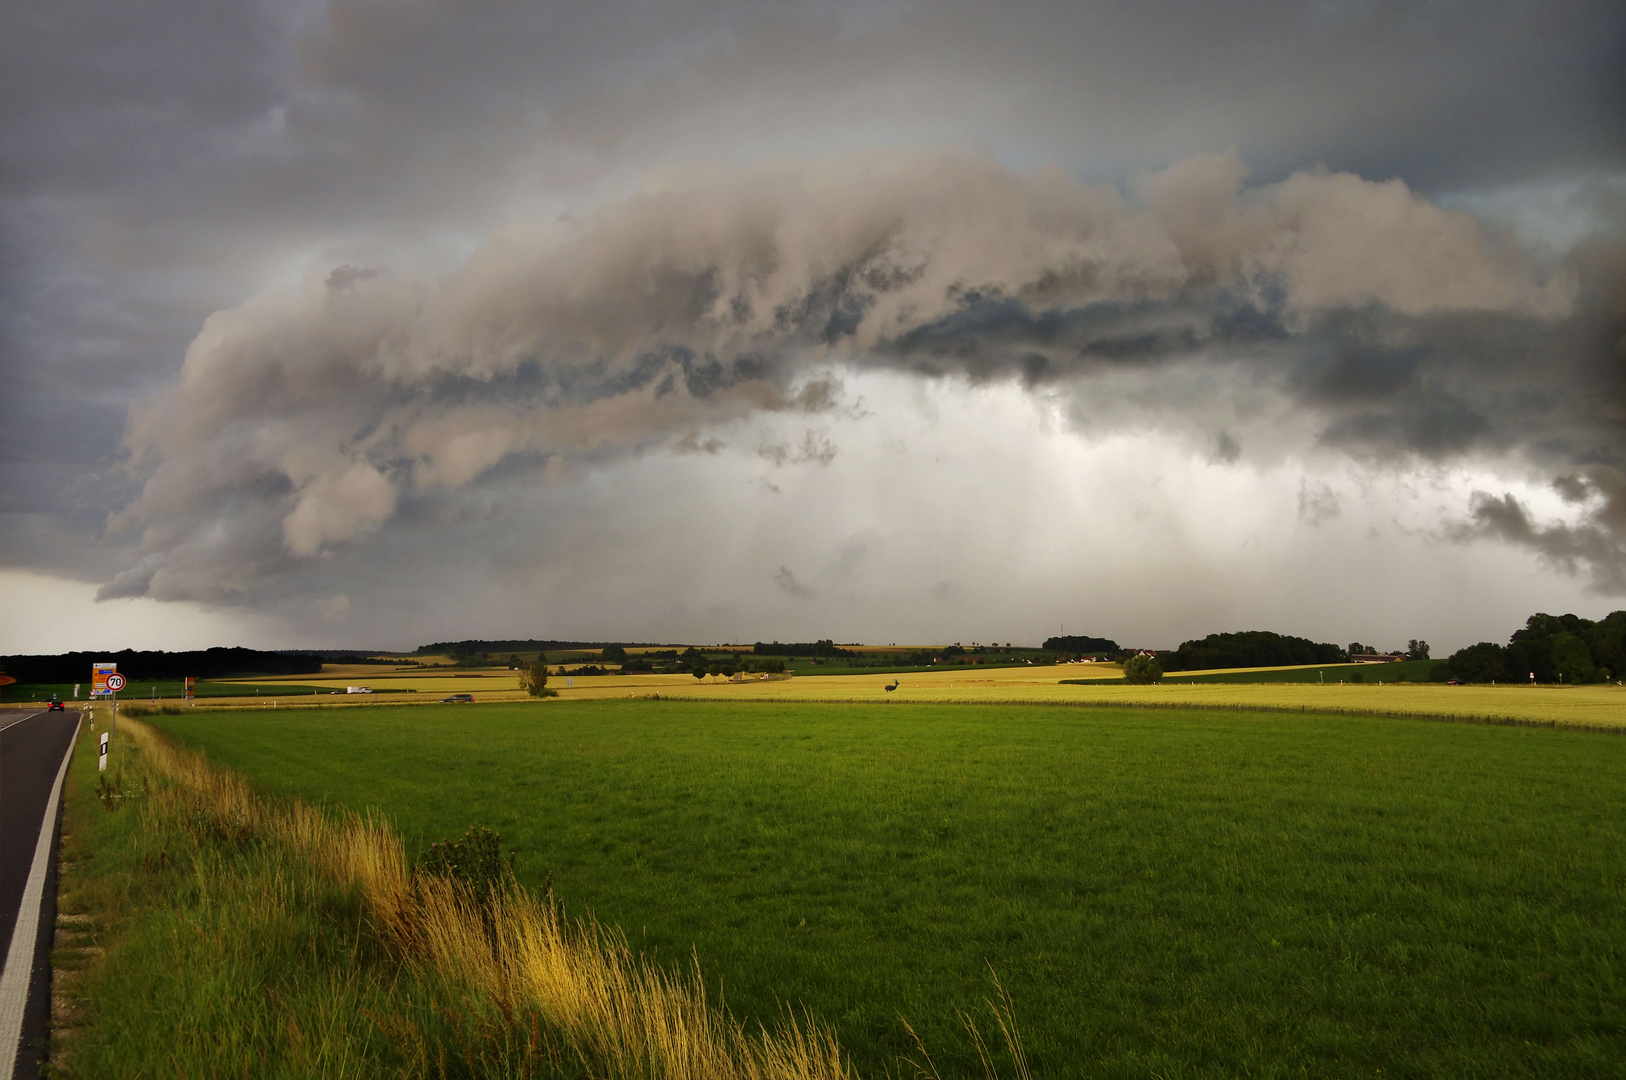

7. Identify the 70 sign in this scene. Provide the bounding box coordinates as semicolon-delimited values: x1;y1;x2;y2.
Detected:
103;671;125;754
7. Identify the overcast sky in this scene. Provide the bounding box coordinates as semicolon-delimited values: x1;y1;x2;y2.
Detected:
3;0;1623;655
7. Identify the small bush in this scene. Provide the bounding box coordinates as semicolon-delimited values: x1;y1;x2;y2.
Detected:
517;659;551;697
96;769;145;811
1122;654;1162;684
417;826;516;906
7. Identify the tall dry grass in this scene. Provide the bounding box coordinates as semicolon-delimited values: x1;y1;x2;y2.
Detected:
119;716;855;1080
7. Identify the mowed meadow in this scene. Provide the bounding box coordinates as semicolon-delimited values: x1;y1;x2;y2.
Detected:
154;700;1626;1077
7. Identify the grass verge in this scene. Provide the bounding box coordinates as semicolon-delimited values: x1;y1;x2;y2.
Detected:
50;707;877;1079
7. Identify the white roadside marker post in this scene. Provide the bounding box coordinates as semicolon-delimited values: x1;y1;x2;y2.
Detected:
98;731;109;772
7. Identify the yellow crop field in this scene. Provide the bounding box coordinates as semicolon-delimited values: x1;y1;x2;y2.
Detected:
213;662;1626;730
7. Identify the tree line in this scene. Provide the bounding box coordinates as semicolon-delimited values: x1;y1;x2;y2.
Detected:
1444;612;1624;684
1042;635;1120;655
752;640;855;658
415;638;665;656
0;648;326;684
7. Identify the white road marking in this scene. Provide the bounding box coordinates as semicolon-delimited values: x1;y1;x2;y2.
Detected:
0;710;84;734
0;714;79;1077
0;712;46;734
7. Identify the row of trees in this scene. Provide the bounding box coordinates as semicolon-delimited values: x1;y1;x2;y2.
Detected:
752;640;854;658
0;647;325;683
693;658;787;679
418;638;630;656
1346;641;1431;660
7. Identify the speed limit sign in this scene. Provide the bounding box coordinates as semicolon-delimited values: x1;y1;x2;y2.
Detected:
104;673;126;692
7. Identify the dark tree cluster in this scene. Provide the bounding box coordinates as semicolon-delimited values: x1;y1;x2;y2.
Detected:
618;650;678;674
690;656;789;679
1444;612;1625;684
1163;631;1345;672
752;640;854;658
0;648;325;684
1345;641;1430;660
414;639;667;656
290;650;406;665
1042;635;1120;655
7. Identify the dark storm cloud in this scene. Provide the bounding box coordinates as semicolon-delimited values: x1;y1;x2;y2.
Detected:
96;149;1617;602
1453;469;1626;594
541;0;1625;191
2;0;1623;617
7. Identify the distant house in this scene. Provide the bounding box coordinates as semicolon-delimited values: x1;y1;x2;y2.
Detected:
1350;653;1403;664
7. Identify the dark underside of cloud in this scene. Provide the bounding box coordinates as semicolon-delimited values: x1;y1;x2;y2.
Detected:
1455;468;1626;594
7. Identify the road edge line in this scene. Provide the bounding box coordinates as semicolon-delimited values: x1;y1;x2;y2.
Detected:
0;714;79;1077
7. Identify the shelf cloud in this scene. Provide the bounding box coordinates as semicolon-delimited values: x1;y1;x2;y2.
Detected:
101;148;1616;604
4;0;1623;650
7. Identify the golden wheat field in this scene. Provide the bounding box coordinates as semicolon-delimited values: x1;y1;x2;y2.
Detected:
212;662;1626;730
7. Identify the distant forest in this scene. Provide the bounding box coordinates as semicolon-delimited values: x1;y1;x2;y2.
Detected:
1163;631;1347;672
1042;635;1120;654
414;639;665;655
1;648;325;684
1044;631;1347;669
752;640;855;658
277;649;400;664
1444;611;1624;684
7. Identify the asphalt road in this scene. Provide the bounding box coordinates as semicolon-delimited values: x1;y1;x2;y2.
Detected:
0;708;81;1080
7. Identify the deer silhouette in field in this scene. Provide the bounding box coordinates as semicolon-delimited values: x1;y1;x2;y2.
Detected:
884;679;900;692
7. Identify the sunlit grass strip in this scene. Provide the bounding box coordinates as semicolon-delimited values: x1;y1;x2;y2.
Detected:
565;691;1626;733
646;684;1626;731
126;680;1626;733
117;715;855;1080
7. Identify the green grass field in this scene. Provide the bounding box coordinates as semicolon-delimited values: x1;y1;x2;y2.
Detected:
155;700;1625;1078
